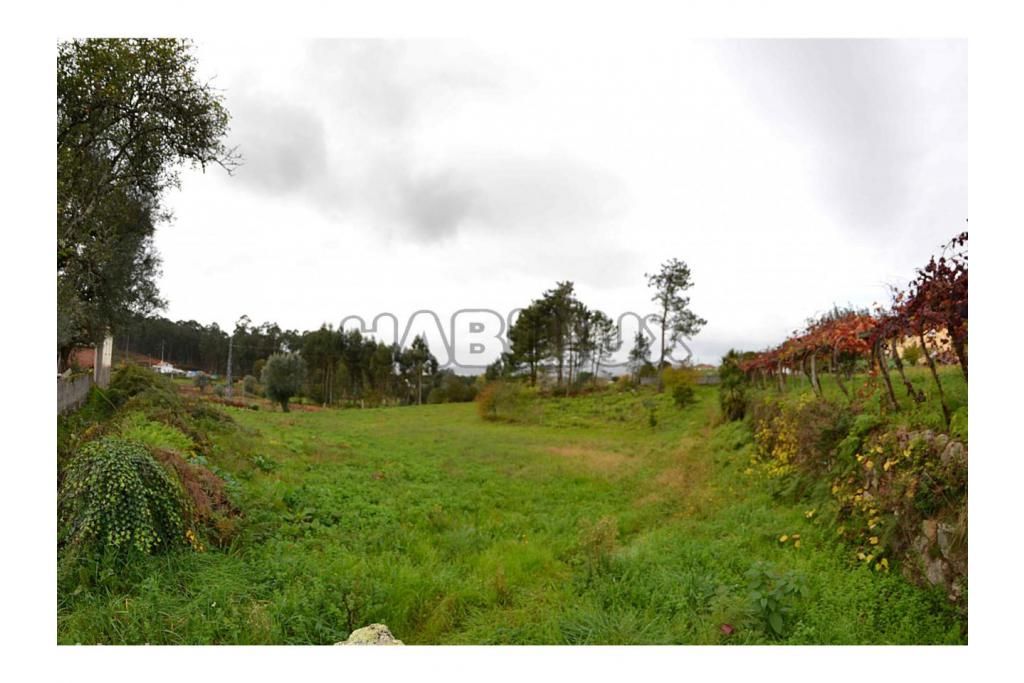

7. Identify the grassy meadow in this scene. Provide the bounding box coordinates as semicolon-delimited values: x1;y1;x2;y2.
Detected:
58;376;966;645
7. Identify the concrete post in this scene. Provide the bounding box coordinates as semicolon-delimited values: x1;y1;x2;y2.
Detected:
94;334;113;388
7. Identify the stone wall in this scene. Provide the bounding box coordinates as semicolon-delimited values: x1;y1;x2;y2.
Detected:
58;374;93;414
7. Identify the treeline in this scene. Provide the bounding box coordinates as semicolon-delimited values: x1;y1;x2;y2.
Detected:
120;315;476;406
494;281;620;389
494;259;705;391
120;315;301;376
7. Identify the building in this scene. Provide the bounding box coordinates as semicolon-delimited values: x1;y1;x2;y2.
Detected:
152;360;185;376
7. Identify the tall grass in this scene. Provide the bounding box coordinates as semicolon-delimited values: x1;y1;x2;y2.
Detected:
58;385;965;644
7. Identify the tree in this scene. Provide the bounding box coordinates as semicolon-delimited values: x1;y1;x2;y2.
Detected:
645;259;707;390
538;281;578;388
57;39;237;366
261;353;307;412
589;311;619;385
628;331;652;383
400;335;437;405
508;303;549;386
193;372;210;393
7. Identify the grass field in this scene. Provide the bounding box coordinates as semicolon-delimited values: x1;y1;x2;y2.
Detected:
57;381;966;644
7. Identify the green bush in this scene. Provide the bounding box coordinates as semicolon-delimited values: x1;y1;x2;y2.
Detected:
107;364;175;408
718;350;748;421
118;412;196;456
261;353;307;412
242;375;259;395
746;562;809;638
672;384;696;408
58;437;189;557
901;343;922;367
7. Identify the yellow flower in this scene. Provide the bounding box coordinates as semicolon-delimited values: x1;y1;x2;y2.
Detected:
805;509;816;519
883;460;894;472
864;460;874;470
880;558;889;571
794;540;801;548
779;535;789;543
869;536;879;545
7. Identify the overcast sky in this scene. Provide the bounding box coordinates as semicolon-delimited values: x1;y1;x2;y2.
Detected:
157;39;966;366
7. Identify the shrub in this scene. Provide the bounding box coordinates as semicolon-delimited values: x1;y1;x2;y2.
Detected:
663;365;698;407
901;343;922;367
118;412;196;456
718;350;748;421
475;381;535;422
746;562;809;638
58;437;189;557
107;364;175;408
672;384;696;408
242;374;259;395
261;353;307;412
150;448;239;548
213;383;226;397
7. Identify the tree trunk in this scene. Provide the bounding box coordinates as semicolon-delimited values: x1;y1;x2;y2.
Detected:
658;305;667;392
918;327;951;428
832;343;850;399
809;352;823;397
890;338;923;402
873;338;899;412
777;360;785;392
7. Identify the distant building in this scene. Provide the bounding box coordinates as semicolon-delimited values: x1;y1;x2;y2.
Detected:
893;327;957;365
152;361;185;376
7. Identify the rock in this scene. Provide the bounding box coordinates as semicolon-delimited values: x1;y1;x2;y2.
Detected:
933;433;950;453
336;623;404;645
936;523;956;559
921;519;938;544
941;441;966;467
924;557;948;586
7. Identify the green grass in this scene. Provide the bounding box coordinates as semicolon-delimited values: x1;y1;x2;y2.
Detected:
57;384;965;644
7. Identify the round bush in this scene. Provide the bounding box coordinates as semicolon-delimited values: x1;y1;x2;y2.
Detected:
261;352;306;412
58;437;189;557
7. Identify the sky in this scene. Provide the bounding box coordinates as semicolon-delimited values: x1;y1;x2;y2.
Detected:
156;39;966;367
